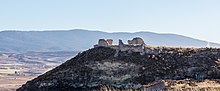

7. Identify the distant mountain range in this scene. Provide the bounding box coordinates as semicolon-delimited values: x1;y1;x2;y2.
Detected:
0;29;219;52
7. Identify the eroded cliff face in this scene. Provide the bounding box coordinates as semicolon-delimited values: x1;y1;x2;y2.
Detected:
17;47;220;91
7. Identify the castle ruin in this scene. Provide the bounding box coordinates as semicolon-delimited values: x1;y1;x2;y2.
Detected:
94;37;146;56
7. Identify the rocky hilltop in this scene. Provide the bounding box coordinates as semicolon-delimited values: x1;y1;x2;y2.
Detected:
17;46;220;91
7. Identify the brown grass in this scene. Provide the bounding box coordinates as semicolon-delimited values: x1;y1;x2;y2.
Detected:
0;75;36;91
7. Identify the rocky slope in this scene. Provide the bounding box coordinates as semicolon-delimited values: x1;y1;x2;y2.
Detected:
17;47;220;91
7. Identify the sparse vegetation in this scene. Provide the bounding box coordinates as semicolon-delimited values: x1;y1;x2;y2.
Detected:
17;47;220;91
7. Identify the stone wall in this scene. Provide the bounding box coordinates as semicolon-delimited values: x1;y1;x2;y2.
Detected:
96;39;113;47
106;39;113;45
128;37;145;45
95;37;146;55
119;39;144;53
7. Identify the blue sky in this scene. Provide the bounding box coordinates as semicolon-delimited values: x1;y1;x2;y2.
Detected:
0;0;220;43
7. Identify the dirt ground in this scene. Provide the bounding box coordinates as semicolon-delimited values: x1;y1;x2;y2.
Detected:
164;79;220;90
0;75;36;91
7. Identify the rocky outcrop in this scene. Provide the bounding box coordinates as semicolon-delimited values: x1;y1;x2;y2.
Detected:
128;37;145;45
17;47;220;91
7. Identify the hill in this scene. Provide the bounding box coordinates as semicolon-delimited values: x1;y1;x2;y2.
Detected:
0;29;220;52
17;46;220;91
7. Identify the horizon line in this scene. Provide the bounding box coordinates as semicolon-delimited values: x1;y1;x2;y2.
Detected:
0;29;219;44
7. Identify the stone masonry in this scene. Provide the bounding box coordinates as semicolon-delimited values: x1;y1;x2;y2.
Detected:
94;37;146;56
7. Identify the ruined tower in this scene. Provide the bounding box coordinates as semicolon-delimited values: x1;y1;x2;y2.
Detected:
94;37;146;56
128;37;145;45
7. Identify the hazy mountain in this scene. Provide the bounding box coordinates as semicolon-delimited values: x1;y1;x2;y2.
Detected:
0;29;219;52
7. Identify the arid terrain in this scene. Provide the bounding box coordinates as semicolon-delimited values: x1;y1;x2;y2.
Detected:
1;46;220;91
0;51;77;91
0;75;36;91
18;47;220;91
164;79;220;90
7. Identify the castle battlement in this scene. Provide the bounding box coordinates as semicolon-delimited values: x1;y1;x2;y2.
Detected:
94;37;146;56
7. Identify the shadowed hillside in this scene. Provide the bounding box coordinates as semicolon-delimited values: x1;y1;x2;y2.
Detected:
18;47;220;91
